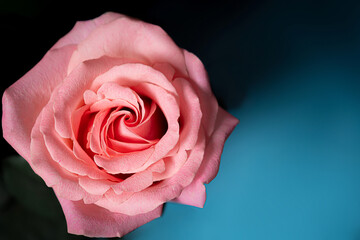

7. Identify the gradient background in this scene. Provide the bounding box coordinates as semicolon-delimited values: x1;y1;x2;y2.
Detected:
1;0;360;239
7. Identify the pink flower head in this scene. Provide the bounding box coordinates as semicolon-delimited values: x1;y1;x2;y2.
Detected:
2;12;238;238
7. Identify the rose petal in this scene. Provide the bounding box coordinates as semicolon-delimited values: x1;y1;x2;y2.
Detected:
41;103;111;180
89;98;137;113
171;180;206;208
103;189;134;205
172;78;202;150
95;181;183;216
2;45;76;160
67;16;187;76
58;197;162;238
94;147;155;174
107;138;151;153
170;108;238;208
170;108;239;206
83;90;98;105
88;109;109;154
30;111;68;187
97;82;138;103
152;62;176;81
72;104;90;139
79;176;113;196
53;57;133;139
111;160;165;194
183;50;219;137
112;170;153;193
152;150;188;181
113;114;151;143
52;12;123;50
165;127;206;188
194;107;239;184
91;63;177;95
149;159;166;173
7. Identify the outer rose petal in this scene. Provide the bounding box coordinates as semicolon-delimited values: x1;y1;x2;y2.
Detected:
171;180;206;208
67;16;187;76
197;107;239;183
2;45;76;160
51;12;123;50
172;107;239;207
57;197;162;238
183;50;219;137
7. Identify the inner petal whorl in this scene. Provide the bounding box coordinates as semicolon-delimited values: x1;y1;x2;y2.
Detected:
75;84;168;166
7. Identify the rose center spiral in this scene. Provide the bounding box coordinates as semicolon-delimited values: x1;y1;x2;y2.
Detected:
75;85;168;160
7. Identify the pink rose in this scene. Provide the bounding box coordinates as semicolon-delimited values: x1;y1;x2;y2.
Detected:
2;12;238;238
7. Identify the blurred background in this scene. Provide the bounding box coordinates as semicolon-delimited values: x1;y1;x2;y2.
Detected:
1;0;360;239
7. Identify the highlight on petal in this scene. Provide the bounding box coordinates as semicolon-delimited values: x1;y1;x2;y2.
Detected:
67;16;187;75
58;197;163;238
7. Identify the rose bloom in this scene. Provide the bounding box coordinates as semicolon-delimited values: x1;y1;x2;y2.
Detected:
2;12;238;238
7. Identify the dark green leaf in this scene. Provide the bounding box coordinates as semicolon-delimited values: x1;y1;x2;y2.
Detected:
2;155;62;220
1;155;88;240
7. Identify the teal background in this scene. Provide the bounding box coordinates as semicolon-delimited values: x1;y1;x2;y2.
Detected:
127;59;360;240
1;0;360;239
126;2;360;238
